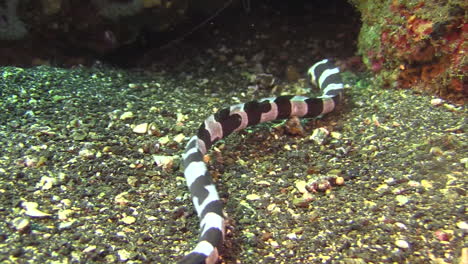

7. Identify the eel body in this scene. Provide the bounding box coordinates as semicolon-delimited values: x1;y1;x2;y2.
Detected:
180;59;344;263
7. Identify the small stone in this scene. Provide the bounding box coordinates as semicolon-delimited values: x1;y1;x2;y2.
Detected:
133;123;149;134
61;199;72;207
121;216;136;224
128;83;140;89
114;192;130;205
293;193;313;208
58;220;76;229
269;240;279;248
83;245;96;253
295;180;308;193
102;146;112;152
117;249;132;261
430;98;444;106
152;155;175;171
127;176;138;187
120;111;134;120
421;180;433;189
158;136;170;145
71;131;87;141
395;239;410;249
429;146;443;156
173;133;185;143
395;195;409;206
11;217;30;231
395;222;407;230
246;194;261;200
335;177;345;185
461;158;468;169
434;230;451;241
78;148;96;159
267;203;277;211
461;248;468;264
286;233;298;240
376;183;389;192
407;180;420;187
330;131;342;139
310;127;329;145
457;221;468;230
58;209;74;220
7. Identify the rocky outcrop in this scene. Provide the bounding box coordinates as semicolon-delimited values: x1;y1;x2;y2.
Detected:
350;0;466;99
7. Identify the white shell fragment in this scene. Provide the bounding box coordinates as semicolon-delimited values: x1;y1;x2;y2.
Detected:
36;176;57;190
22;201;52;217
310;127;329;145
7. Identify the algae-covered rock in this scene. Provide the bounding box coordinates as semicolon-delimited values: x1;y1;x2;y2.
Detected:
350;0;466;100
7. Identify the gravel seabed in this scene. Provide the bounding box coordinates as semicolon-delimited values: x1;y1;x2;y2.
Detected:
0;6;466;264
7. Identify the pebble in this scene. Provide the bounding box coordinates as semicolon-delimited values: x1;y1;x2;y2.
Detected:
127;176;138;187
430;98;444;106
128;83;140;89
295;180;308;193
114;192;130;205
120;111;134;120
461;248;468;264
11;217;30;231
293;193;313;208
429;146;443;156
269;240;279;248
330;131;342;139
133;123;149;134
395;195;409;206
152;155;175;171
58;220;75;229
310;127;329;145
395;239;410;249
434;230;451;241
457;221;468;230
83;245;97;253
121;215;136;224
78;148;96;159
117;249;132;261
421;179;433;189
173;133;185;143
58;209;74;220
158;136;170;145
246;194;261;200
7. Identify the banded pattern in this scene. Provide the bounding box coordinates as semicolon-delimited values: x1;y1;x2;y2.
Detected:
179;59;343;264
